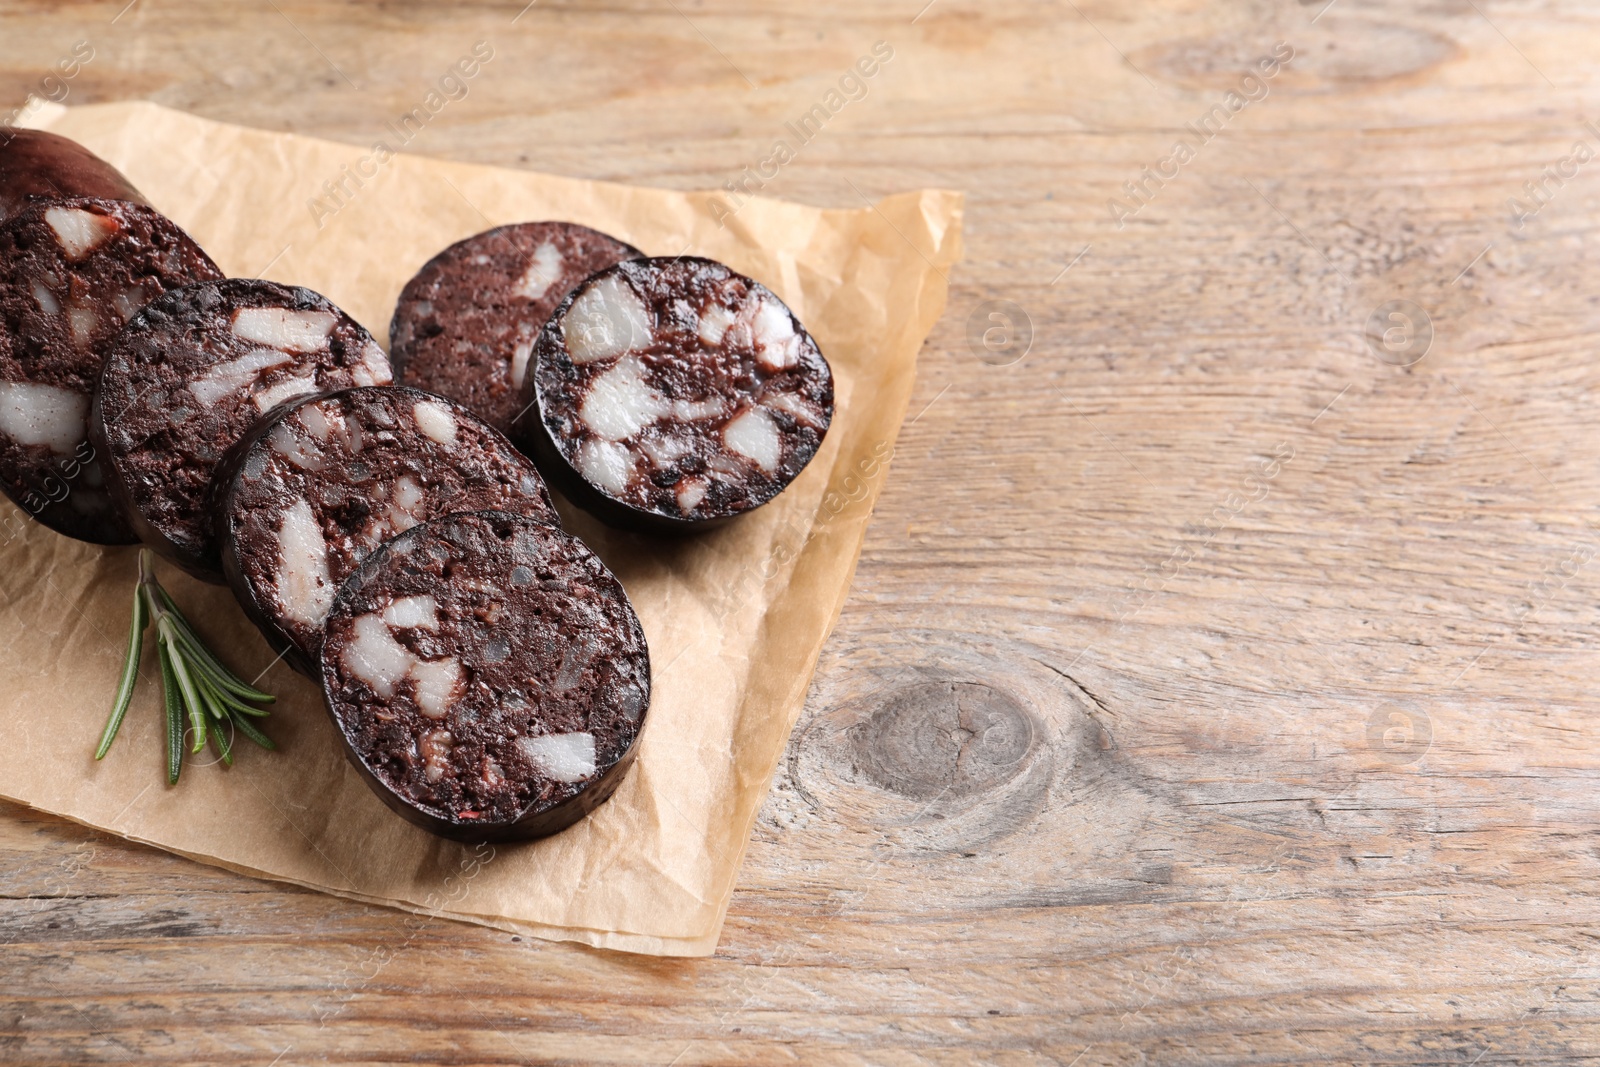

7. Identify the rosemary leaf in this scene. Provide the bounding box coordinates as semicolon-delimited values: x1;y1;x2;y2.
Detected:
159;619;208;754
94;580;148;760
194;669;272;718
158;639;183;786
192;668;230;723
206;705;234;766
230;710;277;751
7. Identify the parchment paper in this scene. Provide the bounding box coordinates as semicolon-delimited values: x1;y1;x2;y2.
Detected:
0;101;962;956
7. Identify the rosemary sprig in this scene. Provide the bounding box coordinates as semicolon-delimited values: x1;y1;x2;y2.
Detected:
96;549;277;784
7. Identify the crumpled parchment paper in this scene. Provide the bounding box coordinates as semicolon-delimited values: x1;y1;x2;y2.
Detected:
0;101;962;956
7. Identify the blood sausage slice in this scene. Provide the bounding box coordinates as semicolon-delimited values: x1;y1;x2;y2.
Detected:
515;256;833;532
320;509;650;841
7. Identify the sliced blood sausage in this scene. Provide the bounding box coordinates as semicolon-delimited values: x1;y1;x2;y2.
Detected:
513;256;833;532
320;509;650;842
0;130;147;225
0;197;221;544
215;385;559;675
92;278;393;579
389;222;641;435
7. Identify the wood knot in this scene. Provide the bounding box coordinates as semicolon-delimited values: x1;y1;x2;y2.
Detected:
849;681;1036;800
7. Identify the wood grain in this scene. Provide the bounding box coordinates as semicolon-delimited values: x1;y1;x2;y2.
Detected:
7;0;1600;1062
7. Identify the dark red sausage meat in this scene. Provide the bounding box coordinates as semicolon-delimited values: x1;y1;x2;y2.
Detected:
320;509;650;842
216;385;558;674
0;129;147;225
513;257;833;532
0;197;221;543
389;222;641;435
92;278;392;579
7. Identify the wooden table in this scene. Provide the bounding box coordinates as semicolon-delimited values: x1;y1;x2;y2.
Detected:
7;1;1600;1062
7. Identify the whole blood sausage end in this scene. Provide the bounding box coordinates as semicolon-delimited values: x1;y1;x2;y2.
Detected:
0;197;221;544
0;130;147;225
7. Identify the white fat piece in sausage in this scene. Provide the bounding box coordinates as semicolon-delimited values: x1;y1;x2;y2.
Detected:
696;303;734;347
275;498;334;627
563;275;653;365
299;402;364;454
64;296;98;349
517;732;597;783
253;374;321;413
675;477;707;513
412;399;456;444
409;657;462;720
268;420;325;471
722;407;781;473
297;401;337;441
225;306;384;408
576;438;635;494
31;282;60;316
230;307;338;352
510;339;535;391
579;355;667;441
579;356;727;443
421;729;454;782
393;473;425;515
638;434;690;467
188;348;295;407
554;633;599;692
764;390;825;428
45;206;118;261
513;242;564;301
0;382;87;455
673;397;726;421
111;285;153;324
751;299;800;371
382;594;439;630
480;757;506;788
341;612;415;700
381;474;427;538
348;340;393;388
694;302;732;348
